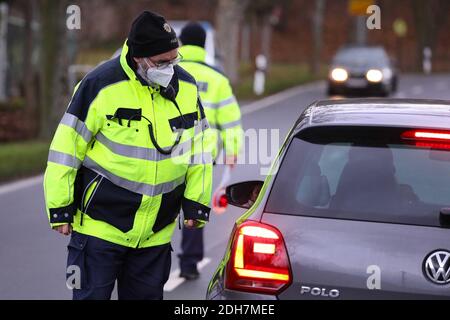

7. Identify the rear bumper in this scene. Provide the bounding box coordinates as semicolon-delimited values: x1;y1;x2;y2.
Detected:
207;267;277;300
208;288;277;300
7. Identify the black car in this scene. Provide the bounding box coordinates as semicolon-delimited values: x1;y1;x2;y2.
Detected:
207;99;450;300
327;46;398;97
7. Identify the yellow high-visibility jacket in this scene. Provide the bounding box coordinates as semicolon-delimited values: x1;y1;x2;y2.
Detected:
179;45;243;160
43;41;212;248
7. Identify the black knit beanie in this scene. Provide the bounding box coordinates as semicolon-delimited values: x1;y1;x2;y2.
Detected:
179;22;206;48
128;11;179;57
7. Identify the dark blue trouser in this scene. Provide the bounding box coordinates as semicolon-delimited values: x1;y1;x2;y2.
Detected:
66;231;172;300
179;225;204;273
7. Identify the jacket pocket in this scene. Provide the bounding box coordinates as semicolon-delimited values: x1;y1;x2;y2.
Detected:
168;112;198;132
81;174;101;212
106;108;142;126
152;183;186;233
67;231;89;290
76;166;142;233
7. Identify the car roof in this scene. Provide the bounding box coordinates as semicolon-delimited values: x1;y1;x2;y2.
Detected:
296;99;450;131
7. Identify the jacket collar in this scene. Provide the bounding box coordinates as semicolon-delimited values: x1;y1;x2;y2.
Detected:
120;40;180;98
120;41;146;86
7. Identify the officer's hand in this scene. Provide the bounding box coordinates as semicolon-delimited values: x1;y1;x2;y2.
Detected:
53;224;72;236
184;219;203;228
226;155;237;169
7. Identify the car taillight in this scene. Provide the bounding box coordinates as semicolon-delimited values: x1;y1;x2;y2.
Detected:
225;220;292;295
402;130;450;150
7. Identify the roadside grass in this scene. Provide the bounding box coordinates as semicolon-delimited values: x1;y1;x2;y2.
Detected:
234;63;325;100
0;140;50;183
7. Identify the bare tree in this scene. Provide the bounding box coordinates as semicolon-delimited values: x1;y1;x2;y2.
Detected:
0;0;8;102
19;0;37;113
412;0;449;70
215;0;249;84
38;0;70;139
245;0;283;71
311;0;325;76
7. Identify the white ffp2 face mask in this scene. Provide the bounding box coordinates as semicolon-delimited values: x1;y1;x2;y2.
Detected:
138;60;174;88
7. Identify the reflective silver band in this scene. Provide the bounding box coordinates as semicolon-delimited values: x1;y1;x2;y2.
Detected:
95;117;209;162
95;132;193;162
217;96;237;108
202;96;237;110
48;150;82;169
60;113;93;143
83;156;186;197
220;119;242;129
201;101;216;108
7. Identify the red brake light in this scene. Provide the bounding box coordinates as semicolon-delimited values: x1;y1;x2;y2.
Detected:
402;130;450;150
225;220;292;295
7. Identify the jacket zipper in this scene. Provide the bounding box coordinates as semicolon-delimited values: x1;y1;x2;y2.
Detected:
137;89;158;247
84;176;103;213
80;174;100;226
150;91;158;182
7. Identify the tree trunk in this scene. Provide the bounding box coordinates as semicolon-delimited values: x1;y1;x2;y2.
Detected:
22;0;35;111
311;0;325;76
38;0;69;139
215;0;249;84
240;23;250;64
0;2;8;102
412;0;449;71
260;14;272;69
19;0;40;137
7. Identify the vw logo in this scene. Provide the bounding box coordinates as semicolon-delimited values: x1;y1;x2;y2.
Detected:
423;250;450;285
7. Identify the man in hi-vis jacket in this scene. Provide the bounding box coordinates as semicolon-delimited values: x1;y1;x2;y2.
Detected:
43;11;212;300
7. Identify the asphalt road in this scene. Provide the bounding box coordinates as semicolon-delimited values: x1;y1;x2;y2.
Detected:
0;74;449;299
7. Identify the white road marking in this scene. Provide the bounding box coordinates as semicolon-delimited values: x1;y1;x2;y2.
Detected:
0;174;43;196
163;257;211;292
241;81;325;115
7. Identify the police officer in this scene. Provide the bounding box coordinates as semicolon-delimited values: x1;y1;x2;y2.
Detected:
43;11;212;300
177;22;243;280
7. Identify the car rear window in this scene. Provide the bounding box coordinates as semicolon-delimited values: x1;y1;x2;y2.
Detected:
265;126;450;227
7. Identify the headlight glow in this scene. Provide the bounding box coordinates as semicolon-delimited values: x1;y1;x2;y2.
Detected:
366;69;383;82
330;68;348;82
